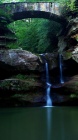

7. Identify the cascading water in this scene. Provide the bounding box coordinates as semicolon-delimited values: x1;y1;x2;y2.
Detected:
40;54;52;107
59;54;64;84
45;62;52;107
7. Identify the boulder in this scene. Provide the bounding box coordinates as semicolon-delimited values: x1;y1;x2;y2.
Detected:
0;49;45;80
0;49;59;79
0;49;40;71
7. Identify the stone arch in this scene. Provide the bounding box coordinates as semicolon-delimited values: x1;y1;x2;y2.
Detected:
10;11;68;25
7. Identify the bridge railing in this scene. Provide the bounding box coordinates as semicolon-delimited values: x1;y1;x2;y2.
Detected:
0;2;60;15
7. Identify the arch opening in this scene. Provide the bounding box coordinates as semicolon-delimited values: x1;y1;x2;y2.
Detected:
8;18;61;54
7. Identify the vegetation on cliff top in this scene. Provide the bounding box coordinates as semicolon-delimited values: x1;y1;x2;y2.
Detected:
0;0;77;54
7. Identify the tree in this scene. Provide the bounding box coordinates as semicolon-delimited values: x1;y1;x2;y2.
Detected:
8;18;61;53
1;0;77;53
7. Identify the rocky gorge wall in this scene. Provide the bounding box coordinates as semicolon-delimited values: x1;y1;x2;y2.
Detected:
0;48;78;107
0;1;78;107
0;49;44;107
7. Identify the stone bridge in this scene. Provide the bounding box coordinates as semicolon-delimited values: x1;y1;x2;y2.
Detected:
0;2;60;15
0;2;67;25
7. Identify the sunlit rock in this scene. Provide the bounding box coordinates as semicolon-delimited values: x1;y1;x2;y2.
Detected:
0;49;40;71
72;46;78;62
58;17;78;55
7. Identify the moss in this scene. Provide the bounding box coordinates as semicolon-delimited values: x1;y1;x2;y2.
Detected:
70;92;78;99
0;81;11;89
11;74;40;83
70;94;77;98
0;78;41;91
74;82;78;85
63;51;72;60
0;9;13;26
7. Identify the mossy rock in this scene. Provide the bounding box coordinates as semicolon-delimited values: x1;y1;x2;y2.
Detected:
0;78;43;91
62;51;72;60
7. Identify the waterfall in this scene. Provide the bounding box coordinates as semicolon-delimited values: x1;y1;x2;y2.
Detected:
59;54;64;84
45;62;52;107
40;54;52;106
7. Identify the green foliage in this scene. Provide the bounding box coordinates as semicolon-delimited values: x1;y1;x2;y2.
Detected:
70;94;78;98
13;74;28;80
12;74;36;81
0;81;11;89
0;8;13;27
7;43;18;49
8;19;61;53
66;0;76;11
1;0;77;53
63;51;72;60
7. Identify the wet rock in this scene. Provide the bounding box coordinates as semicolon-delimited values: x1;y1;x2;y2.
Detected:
58;36;67;53
39;52;58;70
61;75;78;95
51;75;78;105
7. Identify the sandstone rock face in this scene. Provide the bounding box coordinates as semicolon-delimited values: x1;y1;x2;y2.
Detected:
58;17;78;59
0;78;43;91
72;46;78;62
0;76;45;107
0;49;58;77
59;75;78;95
39;52;58;70
0;49;59;107
67;18;78;38
51;75;78;105
58;36;67;53
0;49;40;71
